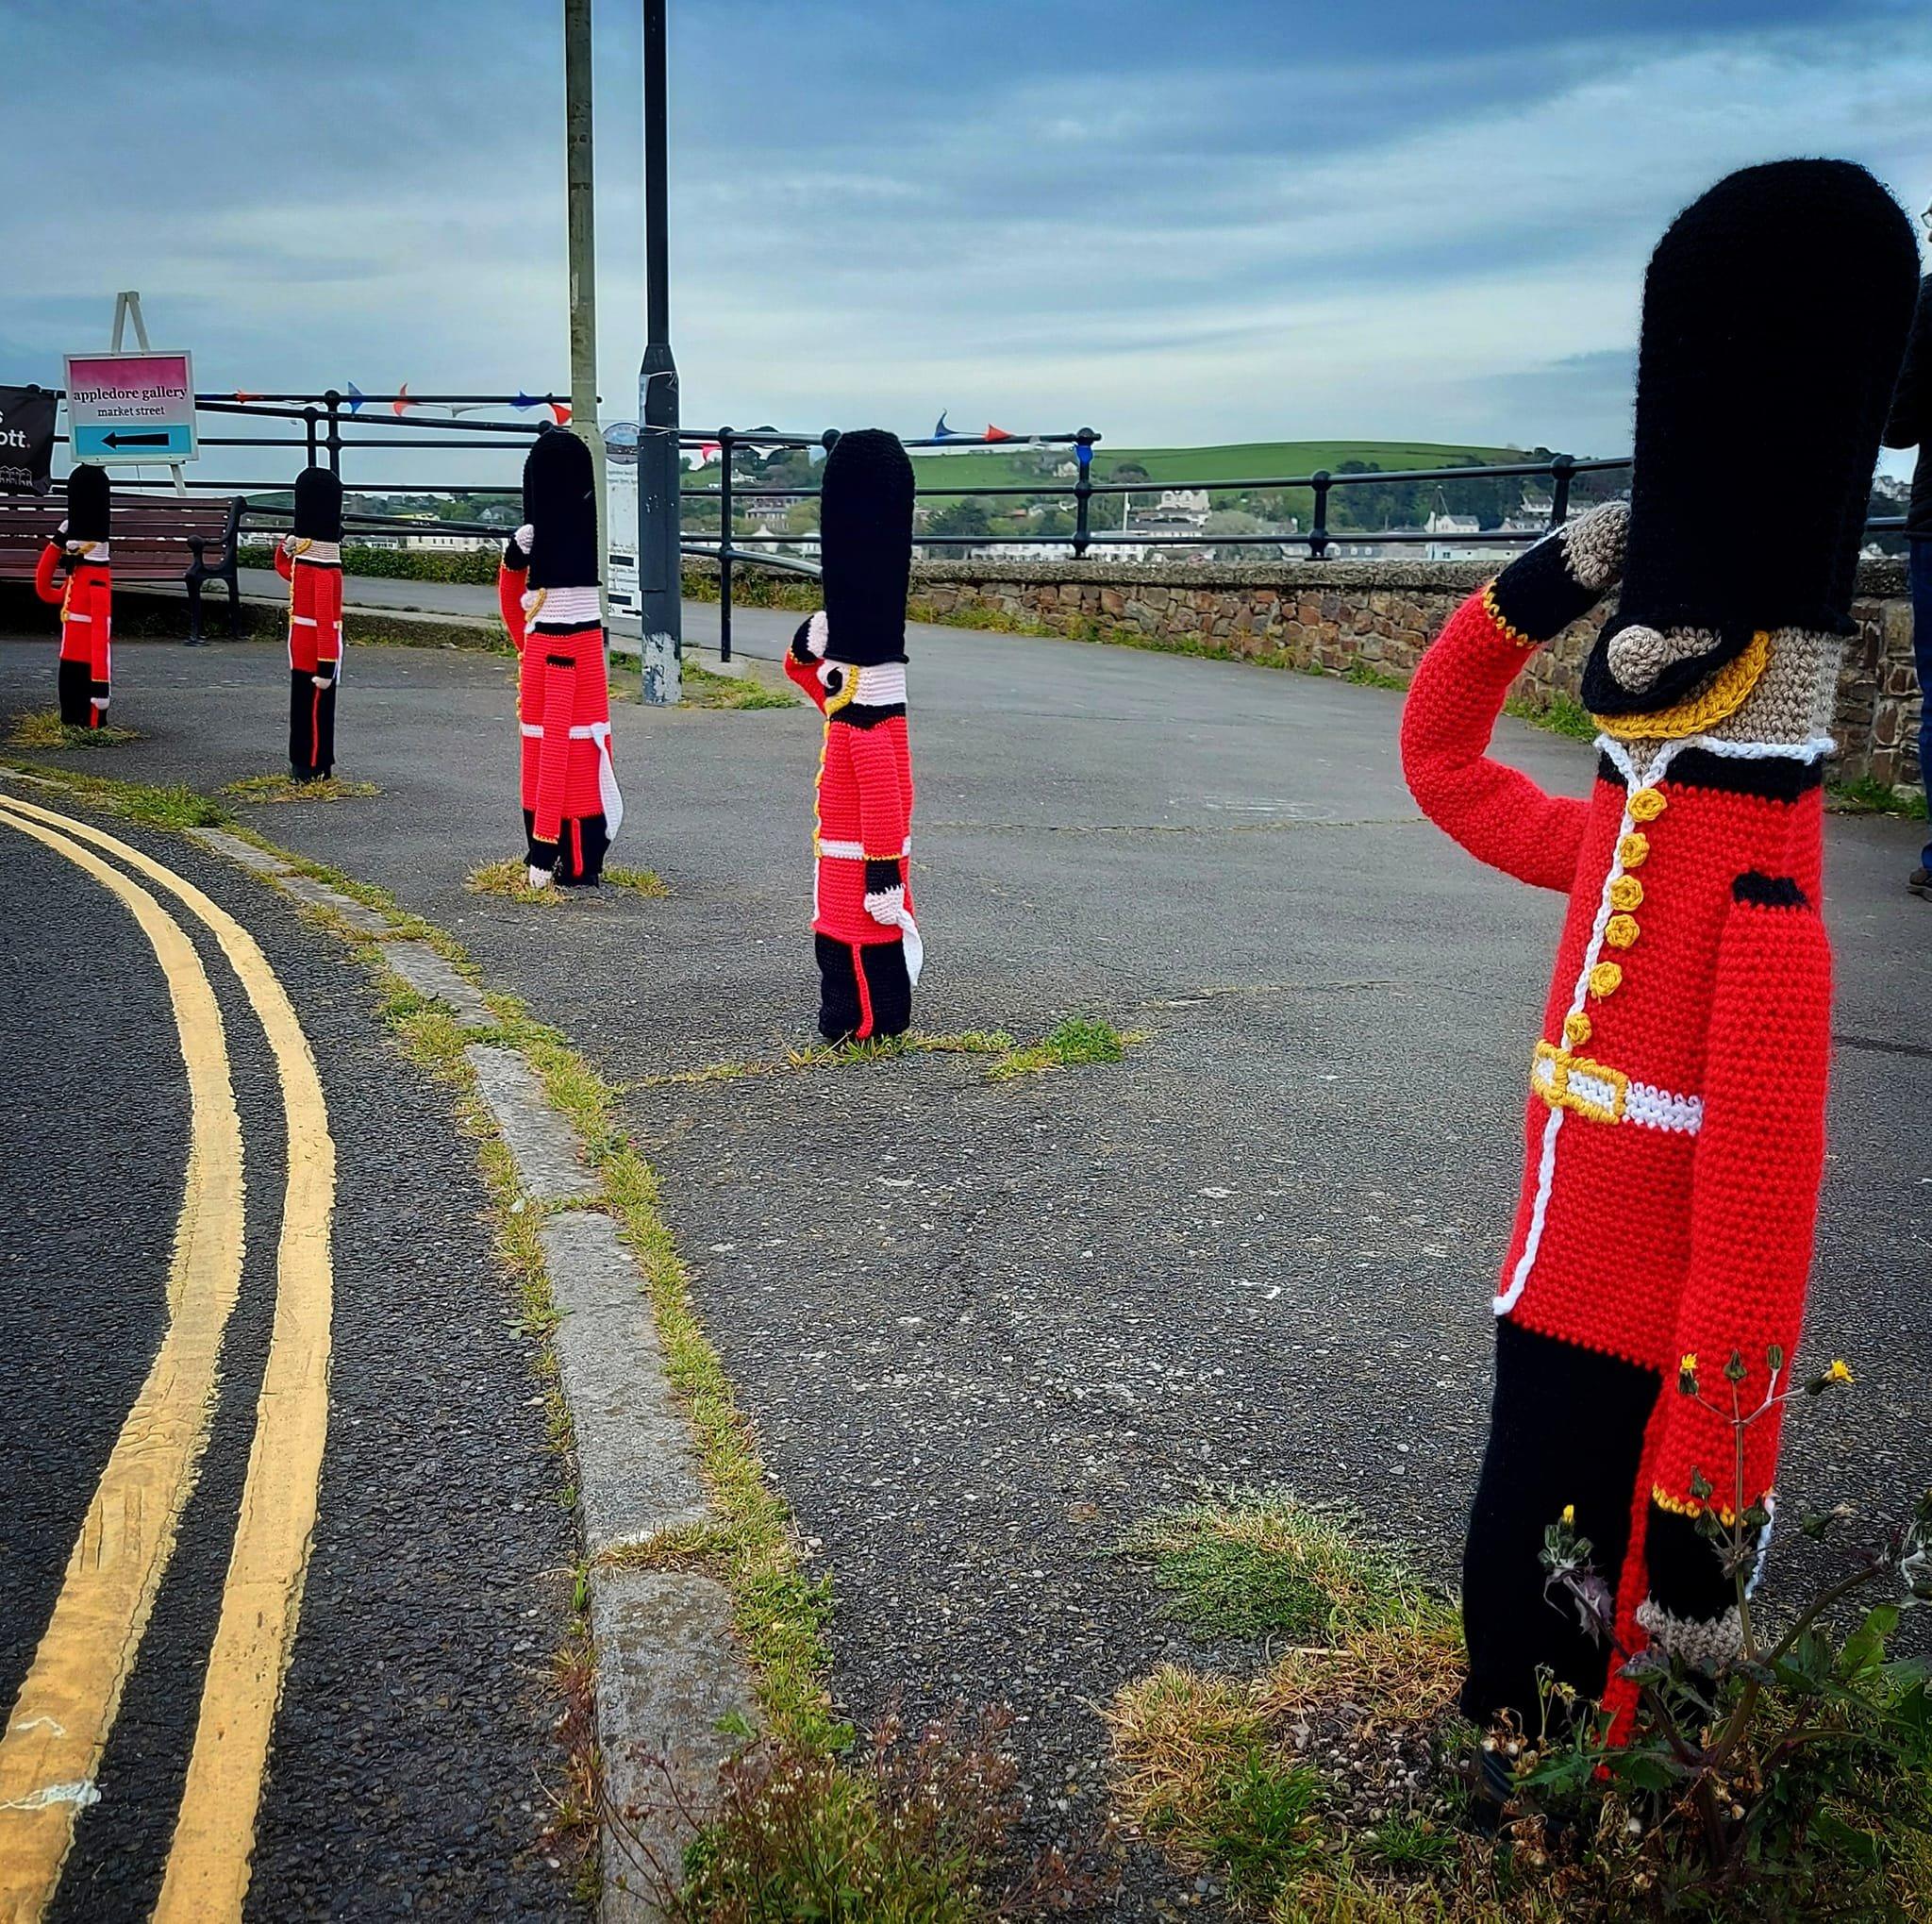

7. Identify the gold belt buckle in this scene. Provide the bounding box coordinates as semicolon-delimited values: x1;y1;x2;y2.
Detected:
1532;1041;1629;1124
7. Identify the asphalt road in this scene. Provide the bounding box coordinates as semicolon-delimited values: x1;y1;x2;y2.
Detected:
0;795;583;1921
4;611;1926;1910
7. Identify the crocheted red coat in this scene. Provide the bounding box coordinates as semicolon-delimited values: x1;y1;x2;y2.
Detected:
1402;582;1833;1693
497;567;616;862
34;545;111;706
782;645;915;945
274;542;343;674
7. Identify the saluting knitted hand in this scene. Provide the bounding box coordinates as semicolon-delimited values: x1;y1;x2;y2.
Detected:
1486;499;1629;647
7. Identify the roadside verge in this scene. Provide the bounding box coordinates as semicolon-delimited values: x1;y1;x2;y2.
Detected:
0;766;791;1922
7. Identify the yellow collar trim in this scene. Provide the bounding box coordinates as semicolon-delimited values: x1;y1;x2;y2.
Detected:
1591;628;1770;743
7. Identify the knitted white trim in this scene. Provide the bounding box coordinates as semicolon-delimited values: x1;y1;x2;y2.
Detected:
527;585;601;627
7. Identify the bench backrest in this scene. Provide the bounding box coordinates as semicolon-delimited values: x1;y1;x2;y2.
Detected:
0;494;242;582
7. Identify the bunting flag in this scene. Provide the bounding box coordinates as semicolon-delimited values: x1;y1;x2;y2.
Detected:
391;384;413;417
691;441;722;465
932;412;962;440
512;392;541;411
345;382;367;413
983;423;1014;443
232;391;263;403
549;400;572;426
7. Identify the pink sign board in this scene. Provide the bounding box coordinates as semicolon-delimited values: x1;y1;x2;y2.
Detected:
63;350;197;462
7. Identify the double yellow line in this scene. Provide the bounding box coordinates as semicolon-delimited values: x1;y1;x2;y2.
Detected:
0;793;336;1924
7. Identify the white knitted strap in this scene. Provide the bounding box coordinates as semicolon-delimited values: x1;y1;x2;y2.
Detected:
815;838;910;861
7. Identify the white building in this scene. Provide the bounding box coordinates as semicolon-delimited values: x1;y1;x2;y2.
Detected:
1423;511;1514;563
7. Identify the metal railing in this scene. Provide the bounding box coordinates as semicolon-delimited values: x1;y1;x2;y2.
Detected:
679;424;1098;660
26;390;1908;666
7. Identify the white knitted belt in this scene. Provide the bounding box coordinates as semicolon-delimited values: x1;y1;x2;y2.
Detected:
64;611;92;622
814;838;910;860
1532;1042;1703;1134
519;721;612;741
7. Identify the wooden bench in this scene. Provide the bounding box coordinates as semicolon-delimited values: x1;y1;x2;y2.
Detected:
0;491;242;642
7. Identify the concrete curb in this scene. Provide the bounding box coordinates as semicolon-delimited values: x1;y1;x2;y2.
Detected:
175;823;754;1922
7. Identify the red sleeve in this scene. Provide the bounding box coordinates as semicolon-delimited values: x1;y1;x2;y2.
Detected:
317;568;341;667
784;647;829;711
33;542;61;605
498;559;529;653
1651;878;1833;1522
273;541;294;583
89;574;111;687
847;723;910;860
531;644;576;848
1399;586;1591;894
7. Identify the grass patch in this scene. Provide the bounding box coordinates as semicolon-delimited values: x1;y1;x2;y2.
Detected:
679;660;798;711
1343;661;1410;692
1505;691;1599;741
466;858;569;905
639;1022;1147;1092
220;773;380;804
984;1015;1145;1082
1;760;233;830
1829;774;1929;819
7;709;140;750
604;864;670;898
1119;1492;1453;1647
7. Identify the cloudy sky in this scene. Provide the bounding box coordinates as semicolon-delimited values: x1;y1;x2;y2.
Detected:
4;0;1928;480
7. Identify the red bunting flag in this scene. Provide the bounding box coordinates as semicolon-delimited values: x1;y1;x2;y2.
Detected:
984;423;1014;442
549;401;572;426
391;384;413;417
232;391;262;403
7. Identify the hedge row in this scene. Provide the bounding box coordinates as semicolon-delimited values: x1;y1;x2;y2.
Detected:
237;542;500;585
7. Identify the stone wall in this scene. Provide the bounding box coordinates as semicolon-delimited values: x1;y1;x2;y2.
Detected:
908;557;1923;790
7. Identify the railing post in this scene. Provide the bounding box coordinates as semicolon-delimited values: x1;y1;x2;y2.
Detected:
717;426;734;664
1309;471;1331;560
1072;427;1095;559
323;390;343;477
303;405;319;470
1548;452;1574;527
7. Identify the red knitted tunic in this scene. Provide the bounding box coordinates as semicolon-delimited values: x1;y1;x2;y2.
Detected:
1402;586;1833;1535
498;567;618;859
34;545;111;692
783;649;915;945
274;542;343;674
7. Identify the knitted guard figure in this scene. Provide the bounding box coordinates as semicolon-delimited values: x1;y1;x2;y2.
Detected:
33;465;112;728
1399;159;1918;1742
497;429;622;887
783;428;920;1043
273;467;345;780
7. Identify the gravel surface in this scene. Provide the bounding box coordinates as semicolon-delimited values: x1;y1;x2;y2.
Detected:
5;610;1926;1916
0;799;584;1922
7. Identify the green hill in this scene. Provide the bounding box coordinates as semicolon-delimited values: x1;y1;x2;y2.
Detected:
907;439;1532;495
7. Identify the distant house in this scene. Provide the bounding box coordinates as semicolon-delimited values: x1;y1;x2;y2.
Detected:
403;527;495;554
1423;510;1513;563
742;497;799;529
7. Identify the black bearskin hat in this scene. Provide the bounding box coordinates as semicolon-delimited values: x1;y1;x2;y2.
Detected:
1585;159;1918;716
820;428;914;666
66;463;110;543
522;427;599;590
293;465;343;543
